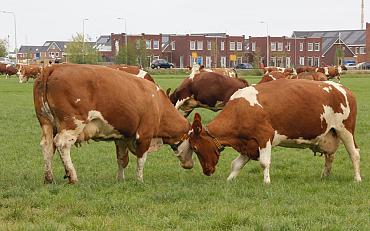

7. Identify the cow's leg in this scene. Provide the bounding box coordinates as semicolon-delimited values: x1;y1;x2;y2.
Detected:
135;138;151;182
226;154;250;181
338;129;361;182
321;153;335;178
40;124;56;184
115;140;129;181
259;141;272;184
54;130;78;184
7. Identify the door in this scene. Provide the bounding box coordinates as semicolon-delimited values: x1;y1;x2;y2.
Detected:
179;56;184;68
221;56;226;68
206;56;212;68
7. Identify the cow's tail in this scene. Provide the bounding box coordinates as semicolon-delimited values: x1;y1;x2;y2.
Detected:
232;68;238;78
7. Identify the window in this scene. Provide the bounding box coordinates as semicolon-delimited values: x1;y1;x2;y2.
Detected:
230;42;235;51
314;43;320;51
277;42;283;51
270;42;276;51
287;42;291;51
286;57;291;68
270;57;276;66
277;57;283;67
299;57;305;65
314;57;320;67
197;56;203;65
55;52;59;57
190;56;197;65
237;57;242;64
197;41;203;50
153;56;159;60
359;47;365;54
190;41;196;50
153;40;159;49
237;42;242;51
252;42;256;51
171;41;175;50
299;42;304;51
220;56;226;67
207;41;211;50
221;41;225;51
355;47;359;54
146;40;151;49
307;57;313;66
308;43;313;51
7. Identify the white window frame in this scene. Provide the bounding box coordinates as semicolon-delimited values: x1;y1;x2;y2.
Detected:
171;41;175;50
55;52;59;57
270;57;276;66
153;40;159;50
308;43;313;51
190;41;196;50
299;42;304;51
221;41;225;51
314;43;320;51
299;57;305;65
359;47;365;54
355;47;359;54
270;42;276;51
153;56;159;60
315;57;320;67
197;41;203;50
206;56;212;68
236;42;242;51
286;42;291;51
237;57;242;64
220;56;226;67
286;57;291;68
146;40;151;49
252;42;256;51
277;42;283;51
207;41;211;50
230;42;235;51
307;57;313;66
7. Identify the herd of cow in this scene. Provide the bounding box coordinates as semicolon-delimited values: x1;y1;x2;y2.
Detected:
3;61;360;185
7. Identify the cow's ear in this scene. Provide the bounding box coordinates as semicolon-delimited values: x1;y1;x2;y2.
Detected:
192;113;203;135
187;65;191;70
166;88;171;97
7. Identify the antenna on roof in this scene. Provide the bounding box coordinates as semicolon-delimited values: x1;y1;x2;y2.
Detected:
361;0;364;30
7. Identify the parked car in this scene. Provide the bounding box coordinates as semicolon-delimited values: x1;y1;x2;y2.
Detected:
345;63;357;70
0;57;15;65
356;62;370;70
235;63;253;69
151;59;174;69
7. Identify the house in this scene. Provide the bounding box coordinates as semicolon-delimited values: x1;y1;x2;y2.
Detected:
95;35;112;62
18;41;68;64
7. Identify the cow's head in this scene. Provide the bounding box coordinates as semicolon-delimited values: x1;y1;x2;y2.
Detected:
170;132;194;169
189;113;222;176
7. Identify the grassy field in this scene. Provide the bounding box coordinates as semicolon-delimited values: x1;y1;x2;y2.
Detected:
0;73;369;230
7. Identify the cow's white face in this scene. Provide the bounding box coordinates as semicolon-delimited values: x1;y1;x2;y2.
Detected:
174;139;194;169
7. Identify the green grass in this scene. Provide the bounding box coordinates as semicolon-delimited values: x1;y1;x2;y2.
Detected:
0;74;369;230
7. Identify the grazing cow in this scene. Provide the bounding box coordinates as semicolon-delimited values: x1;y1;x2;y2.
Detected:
33;64;194;184
0;63;18;78
294;71;328;81
258;71;286;84
107;64;155;82
169;65;249;116
18;64;42;83
188;65;238;78
188;79;361;183
263;66;279;74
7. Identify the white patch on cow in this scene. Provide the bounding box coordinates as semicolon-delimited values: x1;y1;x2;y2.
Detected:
151;93;155;98
324;67;329;76
174;139;194;169
41;96;55;122
227;154;250;181
156;86;160;91
137;69;147;78
122;66;128;69
279;67;285;73
136;132;140;140
189;64;201;80
269;74;276;80
272;131;288;146
323;86;332;93
75;98;81;103
204;69;213;72
147;138;163;152
292;68;297;75
175;97;190;109
6;64;11;68
337;66;342;74
230;86;262;107
259;140;272;184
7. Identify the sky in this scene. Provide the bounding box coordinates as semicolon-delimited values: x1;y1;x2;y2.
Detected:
0;0;369;51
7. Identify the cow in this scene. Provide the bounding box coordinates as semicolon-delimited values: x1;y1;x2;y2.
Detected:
188;79;361;184
258;71;287;84
296;66;343;82
107;64;155;82
33;64;194;184
294;71;328;81
0;63;18;78
18;64;42;83
188;65;238;78
169;64;249;117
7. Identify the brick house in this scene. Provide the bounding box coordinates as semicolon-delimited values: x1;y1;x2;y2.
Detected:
110;33;247;68
18;41;68;64
366;22;370;62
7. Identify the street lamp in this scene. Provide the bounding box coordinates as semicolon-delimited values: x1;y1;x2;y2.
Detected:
117;17;127;64
260;21;269;67
82;18;88;63
1;10;17;64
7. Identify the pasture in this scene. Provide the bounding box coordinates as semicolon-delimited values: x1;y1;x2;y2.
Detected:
0;73;369;230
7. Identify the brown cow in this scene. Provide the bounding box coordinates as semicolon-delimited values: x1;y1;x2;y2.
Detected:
188;79;361;183
0;63;18;78
258;71;286;84
170;64;249;116
189;65;238;78
107;64;155;82
294;72;328;81
33;64;194;184
18;64;41;83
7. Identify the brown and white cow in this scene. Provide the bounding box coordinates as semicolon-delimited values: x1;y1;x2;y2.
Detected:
296;66;343;82
107;64;155;82
294;71;328;81
33;64;194;184
188;65;238;78
18;64;42;83
258;71;287;84
170;64;249;116
0;63;18;78
188;79;361;183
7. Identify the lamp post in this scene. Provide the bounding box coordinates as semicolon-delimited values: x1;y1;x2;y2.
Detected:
260;21;269;67
117;17;127;64
82;18;88;63
1;10;17;64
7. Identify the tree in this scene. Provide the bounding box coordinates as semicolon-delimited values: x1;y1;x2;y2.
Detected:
335;45;344;66
65;33;101;64
115;39;149;67
210;40;218;68
136;39;149;68
0;39;8;57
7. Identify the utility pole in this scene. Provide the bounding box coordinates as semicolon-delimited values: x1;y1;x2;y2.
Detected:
361;0;364;30
117;17;127;64
260;21;269;67
1;11;17;64
82;18;88;63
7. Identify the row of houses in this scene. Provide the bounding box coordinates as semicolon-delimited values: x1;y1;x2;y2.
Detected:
17;23;370;68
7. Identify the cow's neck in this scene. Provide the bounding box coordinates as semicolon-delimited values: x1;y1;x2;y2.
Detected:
206;122;239;150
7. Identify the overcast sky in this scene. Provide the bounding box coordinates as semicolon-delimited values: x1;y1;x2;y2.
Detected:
1;0;368;51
